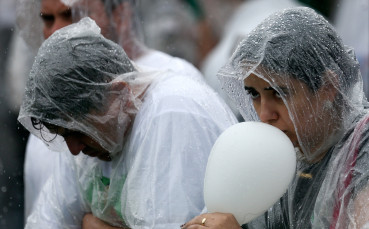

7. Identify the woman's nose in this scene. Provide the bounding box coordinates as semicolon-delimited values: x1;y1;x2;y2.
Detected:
64;136;86;156
259;99;279;124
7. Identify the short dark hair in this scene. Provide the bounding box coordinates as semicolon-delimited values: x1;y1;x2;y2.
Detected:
232;7;360;92
27;27;136;122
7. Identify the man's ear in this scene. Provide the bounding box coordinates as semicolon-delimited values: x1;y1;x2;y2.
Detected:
110;81;129;92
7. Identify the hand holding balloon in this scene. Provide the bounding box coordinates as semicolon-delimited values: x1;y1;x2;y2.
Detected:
203;122;296;225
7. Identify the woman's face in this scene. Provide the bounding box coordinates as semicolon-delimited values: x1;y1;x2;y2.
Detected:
244;73;331;158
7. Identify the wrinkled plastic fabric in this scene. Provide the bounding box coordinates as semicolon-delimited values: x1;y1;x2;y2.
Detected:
20;16;237;228
18;17;154;157
25;70;237;228
16;0;44;54
218;7;369;228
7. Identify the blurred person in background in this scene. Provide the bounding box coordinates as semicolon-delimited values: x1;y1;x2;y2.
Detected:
139;0;203;67
0;0;30;228
139;0;247;68
333;0;369;98
138;0;220;68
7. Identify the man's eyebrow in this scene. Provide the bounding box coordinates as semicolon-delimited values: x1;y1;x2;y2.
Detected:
61;8;72;15
244;86;254;90
40;12;51;17
40;8;71;18
40;11;55;21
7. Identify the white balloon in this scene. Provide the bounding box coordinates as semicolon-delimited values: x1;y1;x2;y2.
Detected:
204;121;296;225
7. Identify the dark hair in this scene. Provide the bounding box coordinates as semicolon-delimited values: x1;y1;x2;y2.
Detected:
28;32;136;122
232;7;360;92
261;29;359;92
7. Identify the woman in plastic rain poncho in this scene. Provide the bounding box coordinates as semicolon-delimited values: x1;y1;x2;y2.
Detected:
18;18;237;228
182;7;369;229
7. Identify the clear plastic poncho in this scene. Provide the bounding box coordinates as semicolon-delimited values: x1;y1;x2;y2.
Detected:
18;17;154;157
19;17;237;228
218;7;369;228
16;0;44;55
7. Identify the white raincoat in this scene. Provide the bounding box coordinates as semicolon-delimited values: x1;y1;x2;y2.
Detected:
20;0;209;221
19;18;237;228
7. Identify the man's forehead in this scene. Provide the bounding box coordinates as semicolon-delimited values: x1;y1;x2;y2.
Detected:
40;0;71;13
40;0;74;7
66;0;107;11
60;0;81;6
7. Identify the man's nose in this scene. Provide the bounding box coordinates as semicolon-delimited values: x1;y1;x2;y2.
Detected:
44;19;72;39
259;99;279;124
64;136;86;156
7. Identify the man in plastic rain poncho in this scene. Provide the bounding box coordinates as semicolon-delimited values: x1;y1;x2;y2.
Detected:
17;0;221;222
182;7;369;229
18;18;237;228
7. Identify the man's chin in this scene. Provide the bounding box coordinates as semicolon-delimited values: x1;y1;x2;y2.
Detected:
97;153;112;161
81;149;112;161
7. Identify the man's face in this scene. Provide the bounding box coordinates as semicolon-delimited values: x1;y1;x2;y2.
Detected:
45;124;112;161
40;0;117;41
41;81;135;161
40;0;73;39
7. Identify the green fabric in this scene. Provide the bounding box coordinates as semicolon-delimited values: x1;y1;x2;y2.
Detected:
84;171;127;227
101;176;111;186
184;0;205;20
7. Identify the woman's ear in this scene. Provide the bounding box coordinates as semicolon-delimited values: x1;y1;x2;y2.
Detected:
320;70;339;102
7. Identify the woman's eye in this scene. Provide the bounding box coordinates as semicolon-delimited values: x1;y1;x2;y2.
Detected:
275;91;282;98
249;91;260;99
245;88;260;99
274;89;288;99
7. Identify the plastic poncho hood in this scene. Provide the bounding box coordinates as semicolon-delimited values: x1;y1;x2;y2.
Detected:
18;17;155;157
218;7;366;162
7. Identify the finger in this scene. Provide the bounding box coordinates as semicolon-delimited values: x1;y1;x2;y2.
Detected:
184;225;207;229
181;214;209;228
